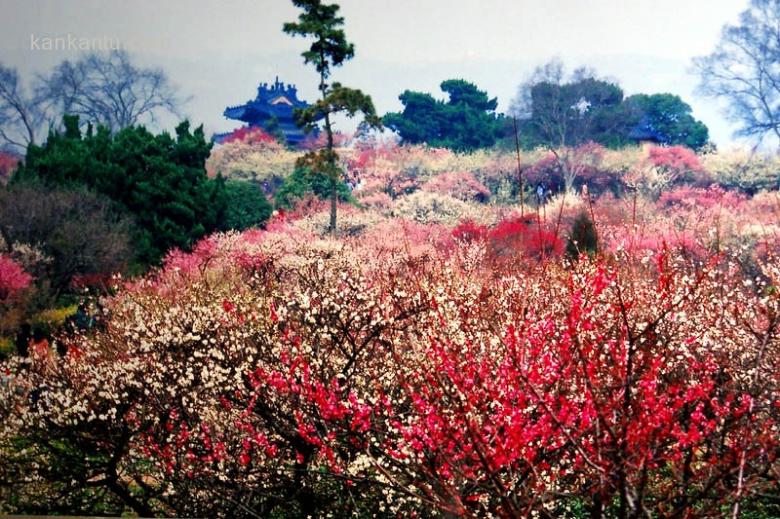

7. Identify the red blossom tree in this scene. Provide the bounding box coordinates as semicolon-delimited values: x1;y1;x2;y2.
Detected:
0;254;32;302
0;151;20;184
646;145;711;188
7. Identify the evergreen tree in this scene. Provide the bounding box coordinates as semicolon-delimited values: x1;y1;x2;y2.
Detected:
284;0;381;234
274;167;353;209
14;115;229;263
625;93;709;150
384;79;506;151
566;211;598;259
512;60;708;150
218;180;273;230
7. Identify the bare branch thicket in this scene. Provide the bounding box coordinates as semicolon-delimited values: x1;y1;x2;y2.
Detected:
0;50;184;151
693;0;780;147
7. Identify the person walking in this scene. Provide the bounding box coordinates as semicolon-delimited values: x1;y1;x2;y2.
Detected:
536;183;546;205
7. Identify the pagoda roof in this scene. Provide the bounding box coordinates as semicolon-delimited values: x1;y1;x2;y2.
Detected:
224;77;311;123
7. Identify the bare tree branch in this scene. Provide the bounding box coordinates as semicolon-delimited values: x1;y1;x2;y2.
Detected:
0;51;186;153
0;64;46;152
693;0;780;147
36;49;185;133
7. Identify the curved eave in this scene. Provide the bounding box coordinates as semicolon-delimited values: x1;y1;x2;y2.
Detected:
224;106;247;120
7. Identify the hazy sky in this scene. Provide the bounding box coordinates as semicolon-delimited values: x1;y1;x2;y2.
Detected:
0;0;751;145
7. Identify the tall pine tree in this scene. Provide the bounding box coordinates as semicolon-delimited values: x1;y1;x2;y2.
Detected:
284;0;381;233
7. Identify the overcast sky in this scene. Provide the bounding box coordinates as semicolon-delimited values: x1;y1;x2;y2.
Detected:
0;0;751;145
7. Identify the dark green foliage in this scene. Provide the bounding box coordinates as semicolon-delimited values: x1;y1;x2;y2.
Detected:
738;496;780;519
625;93;709;150
384;79;505;151
283;0;354;79
274;167;353;209
513;62;709;150
0;435;134;516
566;211;598;258
295;83;381;133
219;180;273;230
519;76;634;149
14;115;226;264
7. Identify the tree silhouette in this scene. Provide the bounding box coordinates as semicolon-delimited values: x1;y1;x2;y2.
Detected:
694;0;780;147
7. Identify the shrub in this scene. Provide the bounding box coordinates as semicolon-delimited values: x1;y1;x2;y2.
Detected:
488;215;564;261
0;184;134;303
451;220;488;243
218;180;273;231
658;184;746;210
0;255;32;302
15;116;225;263
393;191;473;225
701;147;780;194
647;145;703;173
0;151;20;184
206;136;300;184
219;126;279;145
274;167;353;209
345;144;421;199
0;254;32;339
566;211;598;258
422;171;491;202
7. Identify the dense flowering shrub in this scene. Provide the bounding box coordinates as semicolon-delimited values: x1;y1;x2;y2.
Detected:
451;216;564;265
558;142;607;193
205;138;300;184
422;171;491;202
1;226;778;517
356;190;393;211
6;138;780;516
3;242;52;280
345;143;421;199
0;254;33;339
451;219;489;243
393;191;480;225
526;152;565;191
449;149;520;201
344;144;520;197
0;255;32;302
219;126;279;145
0;151;19;184
599;145;644;174
701;146;780;194
525;143;611;195
658;184;747;210
288;203;388;237
488;215;564;262
627;145;710;198
647;145;703;173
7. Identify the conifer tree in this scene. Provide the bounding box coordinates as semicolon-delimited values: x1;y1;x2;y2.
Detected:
566;211;598;258
284;0;381;233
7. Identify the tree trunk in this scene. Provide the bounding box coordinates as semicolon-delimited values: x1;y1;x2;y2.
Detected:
591;493;603;519
318;52;338;236
329;176;337;234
